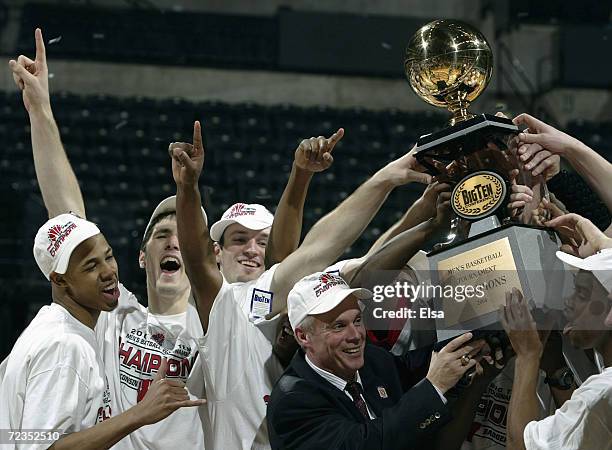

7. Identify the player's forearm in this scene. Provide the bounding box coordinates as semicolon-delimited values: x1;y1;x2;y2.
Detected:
350;220;433;288
507;356;541;450
365;199;429;258
269;171;395;315
176;183;221;329
549;385;575;409
299;169;395;267
49;406;145;450
564;141;612;211
28;108;85;218
265;163;313;267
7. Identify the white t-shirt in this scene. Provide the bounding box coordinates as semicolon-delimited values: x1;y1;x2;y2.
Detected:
200;265;285;450
0;303;112;450
462;361;555;450
524;367;612;450
95;283;206;450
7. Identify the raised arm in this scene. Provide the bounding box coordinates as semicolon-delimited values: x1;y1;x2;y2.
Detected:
265;129;343;267
361;181;451;260
8;28;85;218
270;150;432;314
500;289;544;450
170;122;224;332
347;191;450;289
50;359;204;450
513;113;612;211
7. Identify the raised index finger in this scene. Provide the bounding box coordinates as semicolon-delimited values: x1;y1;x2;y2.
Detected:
35;28;47;65
325;128;344;153
192;120;203;153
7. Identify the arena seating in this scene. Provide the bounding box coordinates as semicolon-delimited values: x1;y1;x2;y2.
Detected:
17;3;278;70
1;89;610;360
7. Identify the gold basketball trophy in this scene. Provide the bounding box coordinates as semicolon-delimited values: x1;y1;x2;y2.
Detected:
404;20;567;341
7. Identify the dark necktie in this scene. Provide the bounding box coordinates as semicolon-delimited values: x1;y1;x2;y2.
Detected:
345;381;369;420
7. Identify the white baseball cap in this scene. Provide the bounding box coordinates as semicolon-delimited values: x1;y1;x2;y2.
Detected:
556;248;612;293
288;272;373;331
209;203;274;242
34;213;101;280
142;195;208;246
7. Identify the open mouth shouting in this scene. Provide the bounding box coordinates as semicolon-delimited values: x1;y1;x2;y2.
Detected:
160;255;182;276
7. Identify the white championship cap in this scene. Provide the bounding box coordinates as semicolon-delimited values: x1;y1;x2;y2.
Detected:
34;213;101;280
142;195;208;245
288;272;372;331
209;203;274;242
556;248;612;293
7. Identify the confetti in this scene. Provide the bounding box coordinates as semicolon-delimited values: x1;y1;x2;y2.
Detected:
48;36;62;44
114;120;128;130
48;73;55;79
92;33;105;39
381;42;392;50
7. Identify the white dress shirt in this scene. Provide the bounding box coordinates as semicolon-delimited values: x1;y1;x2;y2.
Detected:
305;355;376;419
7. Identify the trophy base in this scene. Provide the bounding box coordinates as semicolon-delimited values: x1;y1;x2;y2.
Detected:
427;223;569;342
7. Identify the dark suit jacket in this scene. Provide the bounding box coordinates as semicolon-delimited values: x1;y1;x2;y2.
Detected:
267;345;451;449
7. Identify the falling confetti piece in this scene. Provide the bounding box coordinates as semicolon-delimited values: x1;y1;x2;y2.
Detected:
48;36;62;44
381;42;392;50
114;120;128;130
92;33;105;39
48;73;55;79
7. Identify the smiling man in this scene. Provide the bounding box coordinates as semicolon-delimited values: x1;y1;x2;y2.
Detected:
210;203;274;284
266;272;483;450
0;214;204;450
171;110;441;448
8;29;208;449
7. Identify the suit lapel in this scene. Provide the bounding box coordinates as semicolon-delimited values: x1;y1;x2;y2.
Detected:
290;350;370;422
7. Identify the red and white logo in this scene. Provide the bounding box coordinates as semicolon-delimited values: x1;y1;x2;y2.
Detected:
314;273;346;297
151;332;165;346
46;221;77;257
225;203;257;219
320;273;331;284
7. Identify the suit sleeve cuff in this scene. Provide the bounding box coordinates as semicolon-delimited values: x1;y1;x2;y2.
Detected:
431;383;448;404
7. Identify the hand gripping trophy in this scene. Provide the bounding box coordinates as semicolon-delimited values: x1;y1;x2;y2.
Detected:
404;20;567;341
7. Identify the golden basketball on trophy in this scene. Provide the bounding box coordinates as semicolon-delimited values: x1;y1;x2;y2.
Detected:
405;20;493;126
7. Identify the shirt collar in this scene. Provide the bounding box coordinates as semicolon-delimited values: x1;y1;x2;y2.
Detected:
305;354;363;392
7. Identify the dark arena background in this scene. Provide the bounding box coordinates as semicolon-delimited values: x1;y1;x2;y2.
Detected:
1;0;611;360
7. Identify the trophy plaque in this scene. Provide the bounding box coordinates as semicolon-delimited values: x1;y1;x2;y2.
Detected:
404;20;568;341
